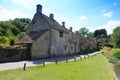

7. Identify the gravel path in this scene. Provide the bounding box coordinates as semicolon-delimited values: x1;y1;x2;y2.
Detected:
0;52;99;71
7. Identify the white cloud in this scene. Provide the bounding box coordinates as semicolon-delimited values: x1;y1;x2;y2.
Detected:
113;2;117;6
97;20;120;34
0;5;28;21
9;0;40;10
79;16;88;21
102;12;113;18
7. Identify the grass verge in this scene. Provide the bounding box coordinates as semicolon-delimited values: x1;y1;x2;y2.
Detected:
101;47;120;78
0;54;114;80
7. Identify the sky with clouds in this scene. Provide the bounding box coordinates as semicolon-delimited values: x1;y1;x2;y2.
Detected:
0;0;120;34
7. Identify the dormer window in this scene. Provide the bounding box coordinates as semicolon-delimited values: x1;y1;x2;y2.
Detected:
59;31;63;38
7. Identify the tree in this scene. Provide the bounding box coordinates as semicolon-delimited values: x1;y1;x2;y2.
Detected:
0;21;20;36
94;29;107;38
87;32;94;39
79;27;89;37
0;18;31;48
9;18;31;32
111;26;120;48
0;36;9;47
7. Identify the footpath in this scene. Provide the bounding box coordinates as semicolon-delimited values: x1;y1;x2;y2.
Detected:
0;52;99;71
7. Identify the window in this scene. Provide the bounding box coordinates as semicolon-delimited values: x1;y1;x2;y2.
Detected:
59;31;63;38
64;45;67;51
71;46;73;51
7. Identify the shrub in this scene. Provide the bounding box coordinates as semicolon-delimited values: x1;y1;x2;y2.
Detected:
112;49;120;59
104;43;113;48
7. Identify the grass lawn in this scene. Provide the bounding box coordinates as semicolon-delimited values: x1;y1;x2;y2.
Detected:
0;54;114;80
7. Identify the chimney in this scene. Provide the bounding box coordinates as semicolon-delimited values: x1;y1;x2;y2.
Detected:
50;13;54;20
62;22;65;27
36;4;42;13
70;27;72;31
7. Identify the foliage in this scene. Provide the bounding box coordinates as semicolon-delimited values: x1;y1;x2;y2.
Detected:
0;21;20;36
0;54;114;80
101;47;120;63
9;18;31;32
111;26;120;48
17;32;26;39
94;29;107;38
113;49;120;59
79;27;89;37
101;47;120;78
0;18;31;47
86;32;94;39
0;36;10;47
104;43;113;48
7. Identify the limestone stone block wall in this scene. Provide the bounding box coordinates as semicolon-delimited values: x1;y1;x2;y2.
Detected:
31;31;50;59
50;29;70;56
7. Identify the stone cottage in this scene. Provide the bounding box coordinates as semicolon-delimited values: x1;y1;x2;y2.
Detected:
20;4;80;59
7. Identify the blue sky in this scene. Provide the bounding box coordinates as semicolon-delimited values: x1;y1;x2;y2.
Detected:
0;0;120;34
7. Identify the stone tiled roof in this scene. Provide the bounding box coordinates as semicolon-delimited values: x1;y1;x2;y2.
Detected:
28;29;48;40
19;12;71;44
18;35;33;44
18;30;48;44
38;13;70;33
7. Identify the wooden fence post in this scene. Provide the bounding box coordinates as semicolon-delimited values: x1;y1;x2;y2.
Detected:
55;60;57;64
43;61;45;67
66;59;68;63
23;63;26;71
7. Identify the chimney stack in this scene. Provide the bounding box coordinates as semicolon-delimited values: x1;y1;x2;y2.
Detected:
50;13;54;20
36;4;42;13
62;22;65;27
70;27;72;31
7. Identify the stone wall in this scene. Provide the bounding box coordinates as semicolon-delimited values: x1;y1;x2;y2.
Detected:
0;48;28;63
31;30;50;59
51;29;70;56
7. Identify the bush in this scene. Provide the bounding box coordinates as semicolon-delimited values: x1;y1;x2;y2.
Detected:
101;47;120;63
104;43;113;48
112;49;120;59
79;47;97;54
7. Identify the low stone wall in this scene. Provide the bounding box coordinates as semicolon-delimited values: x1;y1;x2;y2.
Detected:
0;48;29;63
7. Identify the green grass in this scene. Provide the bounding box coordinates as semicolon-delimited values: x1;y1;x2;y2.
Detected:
0;54;114;80
101;47;120;77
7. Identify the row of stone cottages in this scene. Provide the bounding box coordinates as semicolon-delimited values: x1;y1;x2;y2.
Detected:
19;4;97;59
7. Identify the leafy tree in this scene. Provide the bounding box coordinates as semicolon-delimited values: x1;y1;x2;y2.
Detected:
0;18;31;47
94;29;107;38
79;27;89;37
0;21;20;36
111;26;120;48
0;36;10;47
17;32;26;39
9;18;31;32
87;32;94;39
